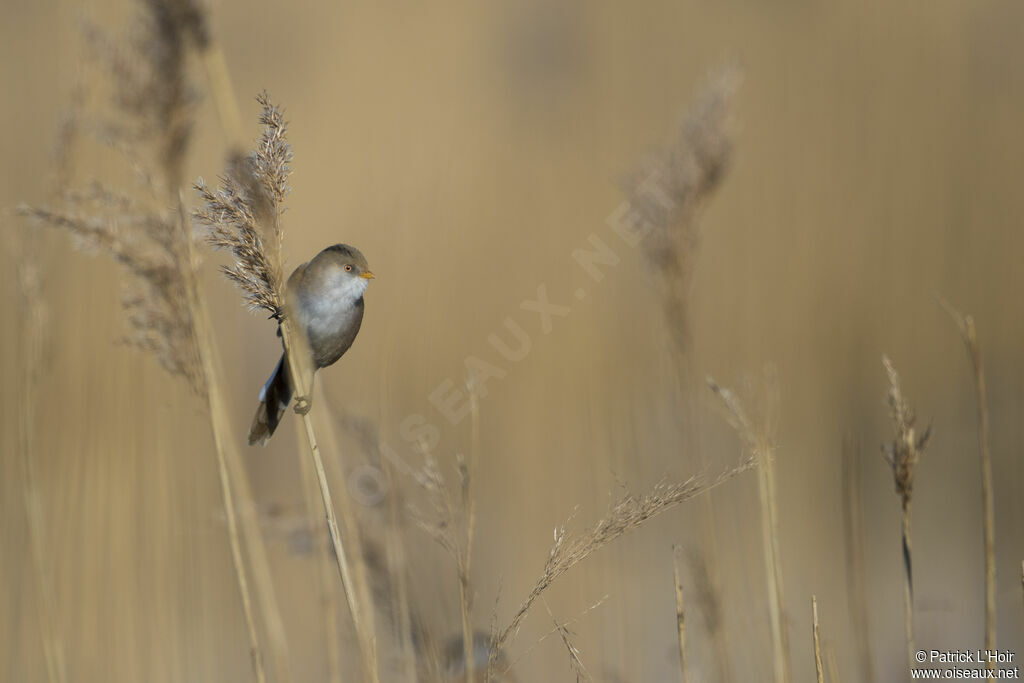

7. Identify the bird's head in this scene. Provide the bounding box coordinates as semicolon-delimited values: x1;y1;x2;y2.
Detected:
319;243;375;297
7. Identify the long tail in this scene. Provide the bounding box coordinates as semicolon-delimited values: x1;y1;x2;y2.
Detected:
248;354;293;446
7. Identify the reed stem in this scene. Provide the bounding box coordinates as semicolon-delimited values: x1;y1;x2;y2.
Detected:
294;427;343;683
672;546;689;683
902;500;914;675
811;596;823;683
938;300;996;661
178;202;268;683
758;440;790;683
279;319;379;683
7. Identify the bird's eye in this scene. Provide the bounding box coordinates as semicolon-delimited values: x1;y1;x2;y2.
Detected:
344;265;352;272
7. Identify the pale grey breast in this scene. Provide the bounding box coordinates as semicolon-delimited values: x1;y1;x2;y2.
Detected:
299;278;366;368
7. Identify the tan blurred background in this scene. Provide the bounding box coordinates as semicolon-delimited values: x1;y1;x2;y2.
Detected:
3;0;1024;681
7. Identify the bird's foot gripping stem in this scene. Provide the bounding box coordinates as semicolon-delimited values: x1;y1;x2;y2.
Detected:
293;396;312;415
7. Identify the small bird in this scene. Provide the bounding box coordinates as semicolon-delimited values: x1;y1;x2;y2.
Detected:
248;244;374;446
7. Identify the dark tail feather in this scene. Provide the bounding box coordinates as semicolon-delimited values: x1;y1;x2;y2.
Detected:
248;354;293;446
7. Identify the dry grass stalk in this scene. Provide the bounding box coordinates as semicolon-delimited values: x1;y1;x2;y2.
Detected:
18;4;284;681
383;468;418;683
840;436;874;683
331;408;417;682
292;425;342;683
408;446;477;650
219;414;296;683
497;598;603;682
485;458;755;681
13;231;65;683
311;385;383;683
178;202;270;683
406;377;482;681
881;355;930;675
811;596;823;683
937;298;997;660
624;66;739;351
461;381;482;682
194;93;379;683
672;546;689;683
543;599;591;683
708;371;791;683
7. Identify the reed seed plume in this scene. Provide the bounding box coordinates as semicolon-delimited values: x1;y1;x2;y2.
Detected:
195;168;282;318
19;215;204;393
79;0;207;191
624;66;740;350
882;356;930;512
253;94;293;222
880;354;930;674
20;179;206;399
487;459;755;680
194;93;291;319
20;0;207;395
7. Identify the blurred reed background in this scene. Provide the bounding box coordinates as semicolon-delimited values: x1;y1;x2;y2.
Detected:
3;0;1023;681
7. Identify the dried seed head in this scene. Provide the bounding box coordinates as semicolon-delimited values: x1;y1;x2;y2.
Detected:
882;355;931;507
622;66;740;350
19;0;209;396
193;93;294;320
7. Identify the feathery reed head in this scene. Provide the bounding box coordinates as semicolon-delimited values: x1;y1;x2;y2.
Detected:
253;92;293;214
20;196;206;395
19;0;209;395
623;66;740;349
80;0;207;191
882;355;930;507
707;366;780;456
193;92;292;320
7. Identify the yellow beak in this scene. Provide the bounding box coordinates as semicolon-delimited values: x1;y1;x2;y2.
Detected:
360;270;375;280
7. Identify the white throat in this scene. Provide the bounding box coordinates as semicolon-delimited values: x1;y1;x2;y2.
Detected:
336;276;369;302
301;275;367;337
310;275;366;315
